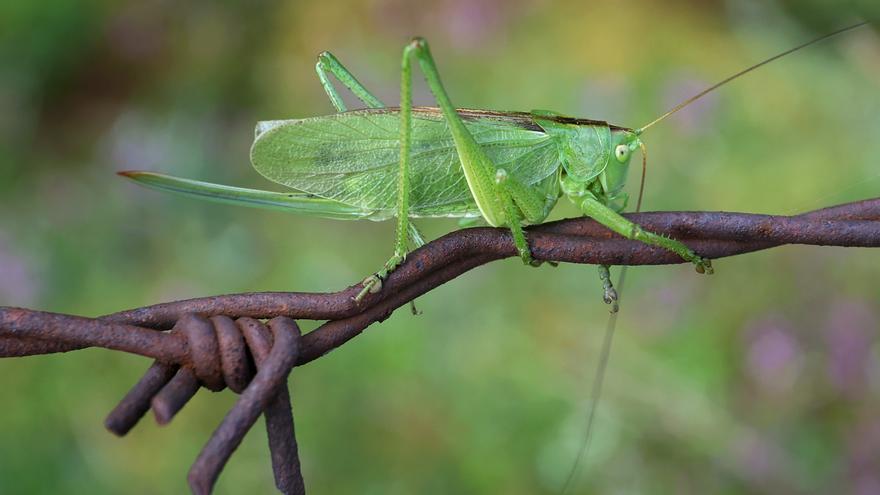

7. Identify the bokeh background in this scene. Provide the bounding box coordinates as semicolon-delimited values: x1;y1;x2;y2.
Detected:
2;1;879;493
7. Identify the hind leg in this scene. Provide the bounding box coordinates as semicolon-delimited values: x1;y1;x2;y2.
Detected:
401;37;544;264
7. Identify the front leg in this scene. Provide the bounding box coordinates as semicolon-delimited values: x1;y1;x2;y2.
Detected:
578;196;714;274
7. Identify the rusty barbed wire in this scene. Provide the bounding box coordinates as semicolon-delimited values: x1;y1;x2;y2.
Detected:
2;197;880;494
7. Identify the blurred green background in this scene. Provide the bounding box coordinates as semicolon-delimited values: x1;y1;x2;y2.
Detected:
1;1;879;493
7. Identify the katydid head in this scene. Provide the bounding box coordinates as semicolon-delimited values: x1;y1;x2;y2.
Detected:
602;129;642;198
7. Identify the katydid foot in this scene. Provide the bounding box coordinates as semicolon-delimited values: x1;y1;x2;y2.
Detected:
598;265;619;313
678;245;713;274
355;253;404;302
628;223;714;275
693;256;713;275
665;244;713;274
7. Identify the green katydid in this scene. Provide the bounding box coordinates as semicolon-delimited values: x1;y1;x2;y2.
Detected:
121;38;708;307
118;23;867;307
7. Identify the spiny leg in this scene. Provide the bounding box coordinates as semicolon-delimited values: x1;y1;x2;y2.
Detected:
358;37;545;303
315;51;385;111
404;37;535;264
499;169;559;266
317;47;496;304
502;190;532;264
579;196;713;274
355;40;421;302
493;170;539;264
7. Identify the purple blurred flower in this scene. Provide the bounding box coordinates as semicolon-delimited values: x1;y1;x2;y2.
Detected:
103;111;169;170
0;232;39;306
444;0;504;47
825;299;878;397
731;432;786;486
744;316;802;393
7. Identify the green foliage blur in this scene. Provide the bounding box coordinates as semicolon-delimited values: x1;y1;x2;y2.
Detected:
1;1;879;493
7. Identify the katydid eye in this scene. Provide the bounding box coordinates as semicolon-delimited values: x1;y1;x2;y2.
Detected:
614;144;629;162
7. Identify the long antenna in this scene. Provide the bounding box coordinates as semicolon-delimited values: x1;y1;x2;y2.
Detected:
560;145;649;494
636;21;868;134
561;21;867;492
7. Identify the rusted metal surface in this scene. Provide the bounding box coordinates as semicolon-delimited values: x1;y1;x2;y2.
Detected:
187;316;303;495
105;361;178;435
2;198;880;494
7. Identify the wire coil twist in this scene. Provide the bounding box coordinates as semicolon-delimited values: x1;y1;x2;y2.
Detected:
103;315;305;495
